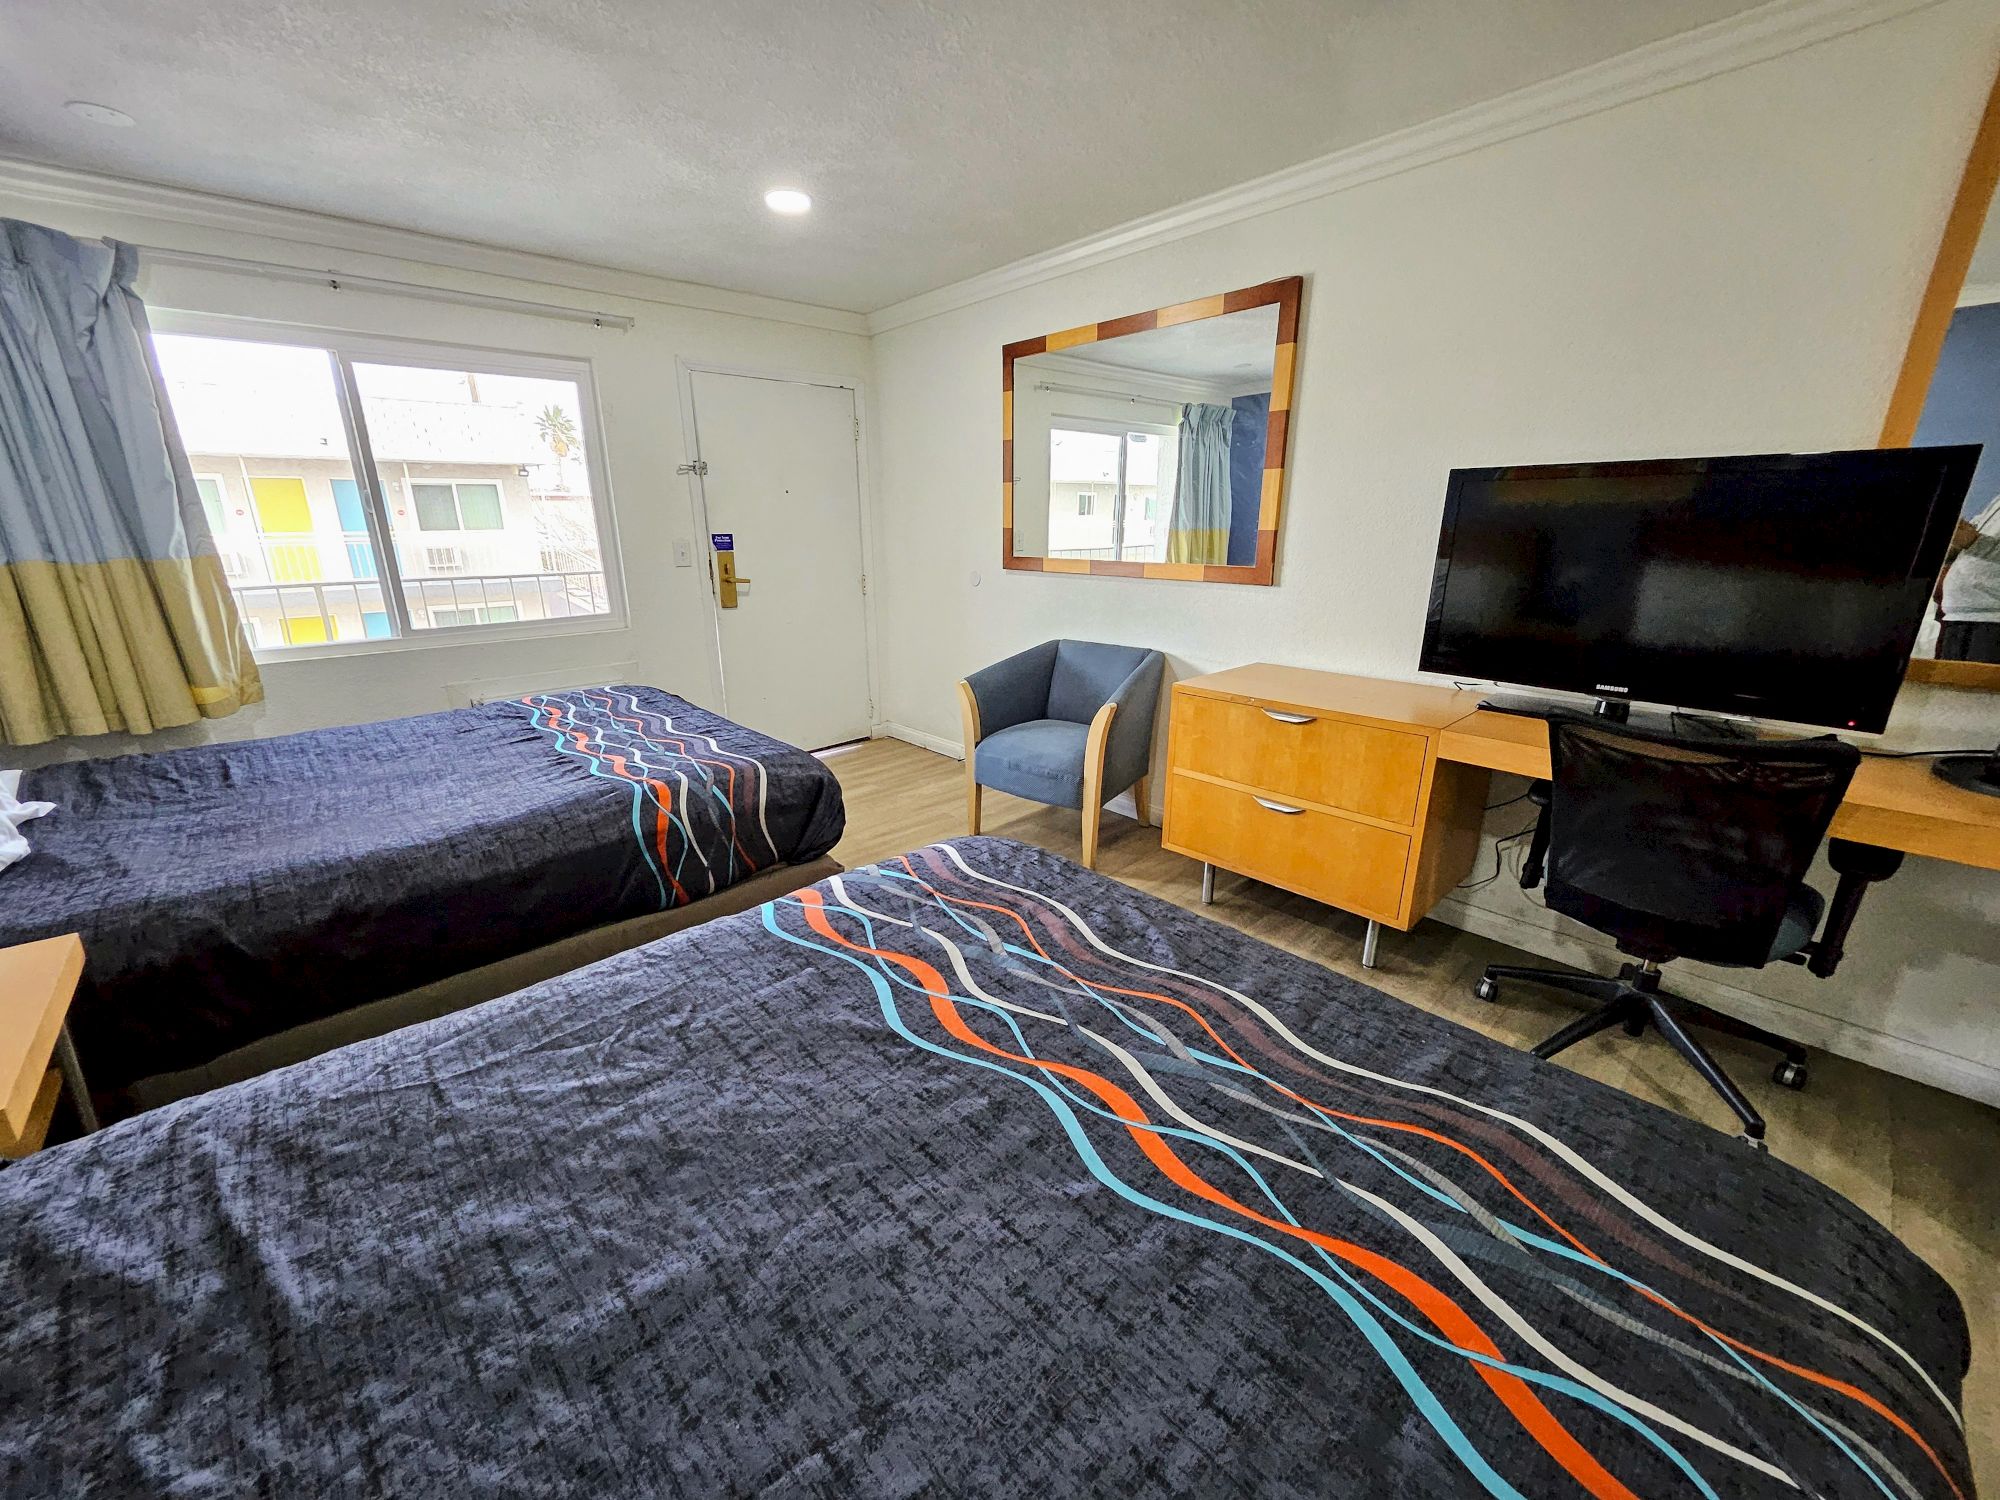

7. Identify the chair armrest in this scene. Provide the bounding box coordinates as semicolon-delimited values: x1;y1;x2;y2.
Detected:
963;641;1057;740
1099;651;1164;795
957;680;981;756
1798;839;1905;978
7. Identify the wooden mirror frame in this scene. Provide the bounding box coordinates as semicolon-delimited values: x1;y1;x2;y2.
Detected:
1000;276;1303;585
1884;63;2000;689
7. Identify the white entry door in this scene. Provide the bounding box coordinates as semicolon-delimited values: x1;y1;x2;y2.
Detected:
686;370;872;749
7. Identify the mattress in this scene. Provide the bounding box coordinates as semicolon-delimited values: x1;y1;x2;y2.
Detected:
0;838;1970;1497
0;685;844;1095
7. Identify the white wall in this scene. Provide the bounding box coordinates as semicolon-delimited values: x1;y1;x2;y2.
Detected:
866;1;2000;1101
0;188;875;767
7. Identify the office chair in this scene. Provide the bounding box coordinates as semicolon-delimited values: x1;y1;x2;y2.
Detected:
1473;713;1861;1144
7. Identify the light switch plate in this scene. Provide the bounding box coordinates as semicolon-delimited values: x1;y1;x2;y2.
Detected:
672;539;693;567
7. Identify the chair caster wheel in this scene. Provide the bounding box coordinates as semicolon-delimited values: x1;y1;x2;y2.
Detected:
1474;976;1499;1002
1772;1059;1808;1090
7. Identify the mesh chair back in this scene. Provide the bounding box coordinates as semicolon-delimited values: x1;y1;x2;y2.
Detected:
1542;713;1859;966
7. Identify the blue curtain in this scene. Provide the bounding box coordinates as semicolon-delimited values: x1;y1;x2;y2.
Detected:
0;219;260;745
1167;403;1234;565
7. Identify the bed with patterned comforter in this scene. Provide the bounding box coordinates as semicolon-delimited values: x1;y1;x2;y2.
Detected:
0;838;1971;1497
0;685;844;1096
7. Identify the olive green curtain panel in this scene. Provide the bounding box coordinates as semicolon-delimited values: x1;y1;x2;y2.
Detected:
0;219;260;747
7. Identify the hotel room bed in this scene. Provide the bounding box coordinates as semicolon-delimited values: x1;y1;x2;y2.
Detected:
0;838;1971;1498
0;685;844;1109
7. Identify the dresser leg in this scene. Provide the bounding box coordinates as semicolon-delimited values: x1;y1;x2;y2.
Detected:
1200;863;1214;905
1362;920;1381;970
54;1025;98;1135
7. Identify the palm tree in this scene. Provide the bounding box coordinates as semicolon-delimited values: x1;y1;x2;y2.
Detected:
535;405;581;490
536;405;580;458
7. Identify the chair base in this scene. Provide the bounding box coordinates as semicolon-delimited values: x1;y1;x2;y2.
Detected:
1475;960;1807;1143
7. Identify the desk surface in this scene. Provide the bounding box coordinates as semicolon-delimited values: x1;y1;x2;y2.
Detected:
1441;708;2000;873
1177;666;2000;874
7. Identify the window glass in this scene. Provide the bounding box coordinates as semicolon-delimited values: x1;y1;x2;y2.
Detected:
330;478;368;533
154;336;378;642
153;331;615;651
194;475;226;535
354;362;608;633
411;483;460;532
455;482;504;530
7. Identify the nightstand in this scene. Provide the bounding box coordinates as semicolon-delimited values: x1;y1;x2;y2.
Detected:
0;934;97;1158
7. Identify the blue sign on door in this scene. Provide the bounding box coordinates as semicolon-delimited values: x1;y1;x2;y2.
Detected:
710;533;734;551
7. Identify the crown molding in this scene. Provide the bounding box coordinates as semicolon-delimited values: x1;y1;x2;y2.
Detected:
0;157;869;336
866;0;1940;334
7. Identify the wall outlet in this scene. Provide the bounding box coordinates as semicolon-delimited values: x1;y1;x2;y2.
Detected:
672;538;693;567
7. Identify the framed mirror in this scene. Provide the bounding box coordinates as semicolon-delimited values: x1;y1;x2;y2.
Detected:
1885;65;2000;689
1001;277;1301;584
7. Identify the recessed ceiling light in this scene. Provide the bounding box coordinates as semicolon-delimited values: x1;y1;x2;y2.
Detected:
764;188;812;216
65;100;134;127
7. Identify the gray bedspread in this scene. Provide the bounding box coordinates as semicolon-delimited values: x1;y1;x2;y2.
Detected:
0;838;1971;1497
1;685;844;1097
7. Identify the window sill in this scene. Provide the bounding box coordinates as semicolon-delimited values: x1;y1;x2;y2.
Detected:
251;611;629;667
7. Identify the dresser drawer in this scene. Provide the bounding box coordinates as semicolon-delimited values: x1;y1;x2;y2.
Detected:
1173;693;1427;825
1166;773;1411;920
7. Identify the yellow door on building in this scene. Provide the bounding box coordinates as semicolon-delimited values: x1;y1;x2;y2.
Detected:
249;477;321;582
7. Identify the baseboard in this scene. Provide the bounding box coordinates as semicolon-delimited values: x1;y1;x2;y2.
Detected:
875;721;963;759
1430;895;2000;1107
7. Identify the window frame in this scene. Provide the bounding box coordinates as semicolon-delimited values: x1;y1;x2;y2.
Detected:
151;310;627;663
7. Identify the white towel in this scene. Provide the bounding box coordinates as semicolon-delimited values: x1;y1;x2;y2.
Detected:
0;770;56;874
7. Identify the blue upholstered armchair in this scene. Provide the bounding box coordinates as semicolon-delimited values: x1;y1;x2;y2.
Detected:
956;640;1165;868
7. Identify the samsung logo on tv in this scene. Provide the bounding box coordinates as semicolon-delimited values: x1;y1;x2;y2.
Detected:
1594;684;1629;694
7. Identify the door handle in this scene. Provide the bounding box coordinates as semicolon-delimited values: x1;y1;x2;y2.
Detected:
1261;709;1313;724
716;550;748;609
1253;796;1305;815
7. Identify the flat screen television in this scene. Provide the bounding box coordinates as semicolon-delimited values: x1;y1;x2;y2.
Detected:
1417;446;1979;734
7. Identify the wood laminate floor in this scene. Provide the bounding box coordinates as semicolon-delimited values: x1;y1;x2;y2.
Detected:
824;735;2000;1489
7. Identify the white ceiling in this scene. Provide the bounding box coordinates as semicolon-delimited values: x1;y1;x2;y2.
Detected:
1051;306;1281;386
0;0;1771;314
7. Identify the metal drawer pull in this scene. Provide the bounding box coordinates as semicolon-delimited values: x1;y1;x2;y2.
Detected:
1253;796;1305;815
1261;709;1313;724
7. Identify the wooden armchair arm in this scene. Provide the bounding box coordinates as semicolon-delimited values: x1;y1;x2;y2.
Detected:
958;680;983;835
1081;701;1118;867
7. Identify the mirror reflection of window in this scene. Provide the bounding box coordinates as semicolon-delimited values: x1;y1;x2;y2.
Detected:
1045;425;1177;561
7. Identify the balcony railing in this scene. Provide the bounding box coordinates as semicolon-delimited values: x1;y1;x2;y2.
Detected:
217;532;567;588
231;570;609;648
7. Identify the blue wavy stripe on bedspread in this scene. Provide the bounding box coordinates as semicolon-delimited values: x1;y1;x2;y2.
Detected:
0;686;844;1093
0;838;1971;1499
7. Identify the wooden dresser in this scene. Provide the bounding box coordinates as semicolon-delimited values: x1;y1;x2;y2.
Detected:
1160;665;1492;965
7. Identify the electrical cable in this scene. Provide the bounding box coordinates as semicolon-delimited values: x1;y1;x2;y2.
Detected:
1456;819;1541;892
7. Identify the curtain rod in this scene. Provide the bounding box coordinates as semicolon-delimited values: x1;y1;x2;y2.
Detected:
1032;379;1183;408
133;245;637;331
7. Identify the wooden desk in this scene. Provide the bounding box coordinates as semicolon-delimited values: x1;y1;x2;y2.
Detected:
1161;665;2000;967
0;933;94;1158
1440;709;2000;873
